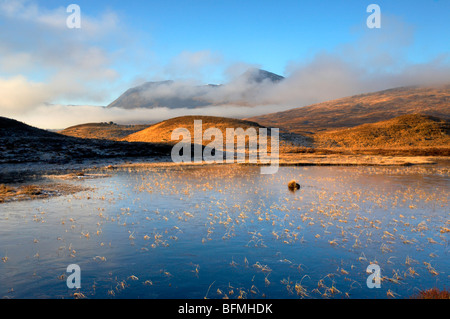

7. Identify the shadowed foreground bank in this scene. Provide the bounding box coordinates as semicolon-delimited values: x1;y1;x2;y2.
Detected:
0;116;172;164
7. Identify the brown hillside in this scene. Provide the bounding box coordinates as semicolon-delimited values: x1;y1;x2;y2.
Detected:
247;85;450;134
122;115;312;151
59;122;151;140
314;114;450;149
125;115;261;144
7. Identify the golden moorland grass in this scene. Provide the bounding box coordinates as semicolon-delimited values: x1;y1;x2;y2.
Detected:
314;114;450;149
411;288;450;299
118;113;450;158
0;183;87;203
121;115;266;144
247;85;450;134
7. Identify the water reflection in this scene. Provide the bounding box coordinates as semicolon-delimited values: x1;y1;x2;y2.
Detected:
0;164;448;299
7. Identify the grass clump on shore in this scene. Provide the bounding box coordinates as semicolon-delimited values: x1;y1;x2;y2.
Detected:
411;288;450;299
0;184;15;194
0;183;87;203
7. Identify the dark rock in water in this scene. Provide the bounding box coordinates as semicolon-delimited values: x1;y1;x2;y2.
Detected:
288;180;300;191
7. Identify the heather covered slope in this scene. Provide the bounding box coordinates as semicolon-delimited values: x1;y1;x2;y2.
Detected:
314;114;450;149
247;85;450;134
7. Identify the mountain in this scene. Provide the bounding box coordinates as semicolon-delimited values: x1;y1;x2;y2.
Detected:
107;80;214;109
107;68;284;109
247;85;450;134
241;68;284;83
59;122;151;140
0;117;171;164
314;114;450;149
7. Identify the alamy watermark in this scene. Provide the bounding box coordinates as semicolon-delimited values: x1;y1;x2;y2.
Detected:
170;120;279;174
66;4;81;29
366;263;381;288
367;4;381;29
66;264;81;289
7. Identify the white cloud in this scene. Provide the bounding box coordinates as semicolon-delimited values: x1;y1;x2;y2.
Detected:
0;0;124;107
0;76;47;112
11;102;291;130
163;50;223;81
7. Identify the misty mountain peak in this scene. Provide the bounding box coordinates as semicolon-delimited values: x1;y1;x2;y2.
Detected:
241;68;285;84
107;69;284;109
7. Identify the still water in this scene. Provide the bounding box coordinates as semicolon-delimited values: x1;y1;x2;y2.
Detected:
0;164;448;299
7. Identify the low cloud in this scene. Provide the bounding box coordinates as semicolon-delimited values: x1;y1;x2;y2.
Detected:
269;53;450;107
119;53;450;112
11;102;288;130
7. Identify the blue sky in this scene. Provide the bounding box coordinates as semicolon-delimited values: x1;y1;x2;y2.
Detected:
0;0;449;128
5;0;449;80
55;0;449;77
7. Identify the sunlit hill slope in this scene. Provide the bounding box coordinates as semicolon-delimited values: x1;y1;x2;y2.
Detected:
247;85;450;134
314;114;450;149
